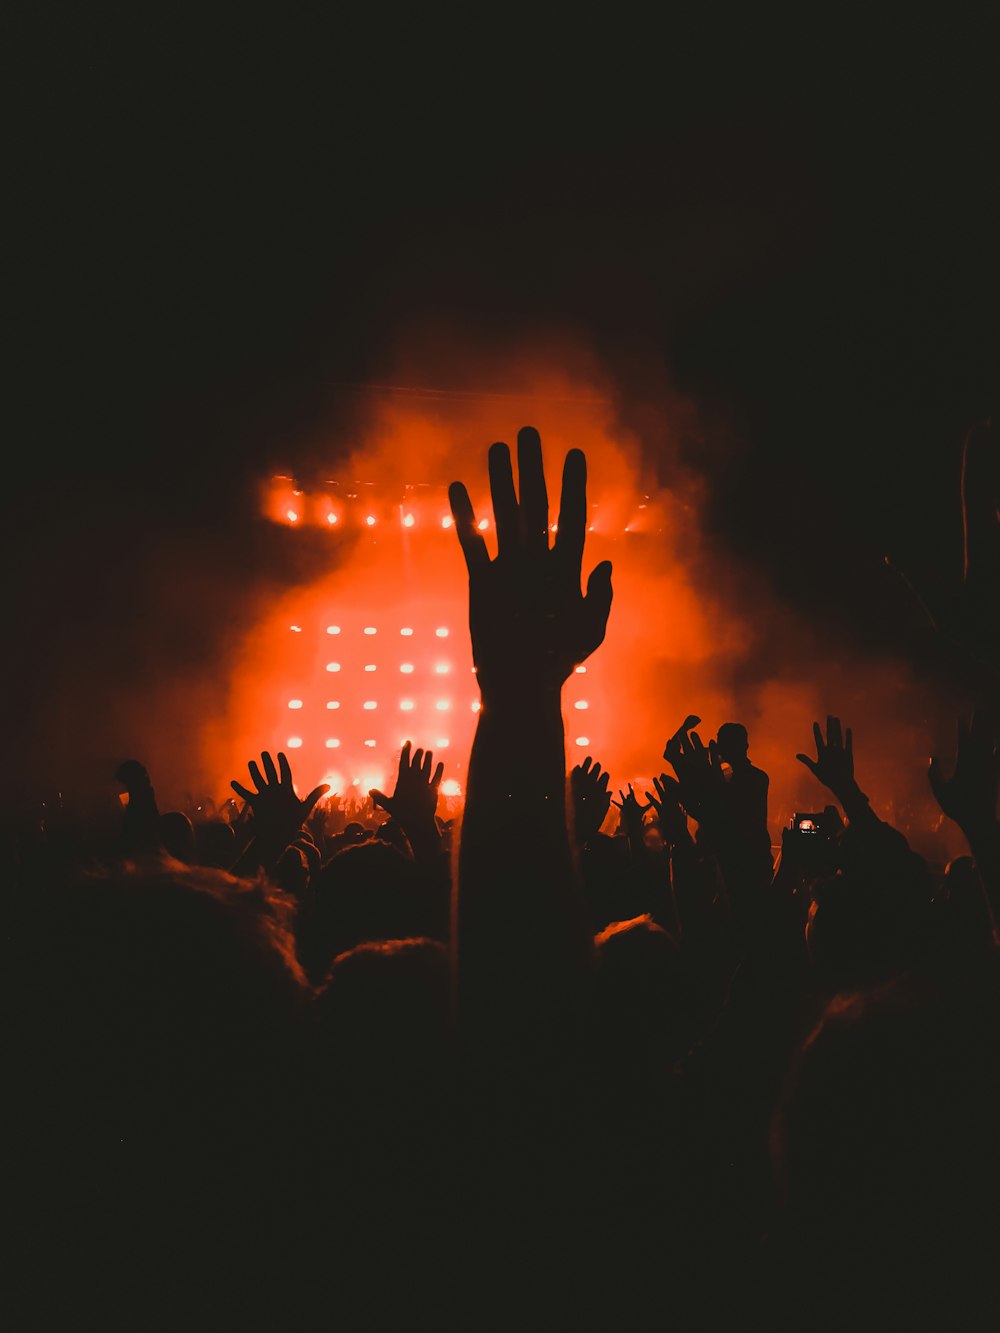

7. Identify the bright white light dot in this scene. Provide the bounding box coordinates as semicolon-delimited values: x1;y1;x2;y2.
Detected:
325;739;340;749
365;515;376;526
435;627;449;638
400;700;415;711
326;625;341;635
363;627;377;635
574;700;589;710
477;519;488;531
441;516;453;529
287;510;298;523
434;663;450;674
400;627;414;636
441;779;462;797
436;738;449;748
290;625;302;633
352;779;360;787
287;737;303;748
326;662;341;672
471;701;482;713
288;699;303;709
364;739;376;748
435;700;450;711
403;513;415;527
364;664;377;672
326;513;337;525
575;736;590;746
363;701;377;710
575;666;587;674
400;663;414;674
326;701;340;710
549;523;558;532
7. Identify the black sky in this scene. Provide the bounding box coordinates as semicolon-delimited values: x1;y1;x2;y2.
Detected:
6;15;998;803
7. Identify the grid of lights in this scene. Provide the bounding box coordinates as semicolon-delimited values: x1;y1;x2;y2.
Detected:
274;617;595;798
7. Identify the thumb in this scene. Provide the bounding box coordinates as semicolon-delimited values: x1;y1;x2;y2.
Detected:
796;754;819;777
369;788;394;814
583;560;613;639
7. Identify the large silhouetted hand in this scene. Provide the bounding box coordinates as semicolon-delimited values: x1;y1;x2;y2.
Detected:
570;755;612;844
449;426;613;703
370;741;444;858
230;750;329;875
929;711;999;838
795;717;864;810
448;426;611;1071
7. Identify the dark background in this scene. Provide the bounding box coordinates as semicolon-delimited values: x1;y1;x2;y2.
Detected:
6;13;997;805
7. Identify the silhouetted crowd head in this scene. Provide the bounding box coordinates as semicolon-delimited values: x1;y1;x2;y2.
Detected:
8;423;999;1326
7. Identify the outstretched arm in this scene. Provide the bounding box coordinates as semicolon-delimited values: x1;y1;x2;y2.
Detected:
449;427;613;1036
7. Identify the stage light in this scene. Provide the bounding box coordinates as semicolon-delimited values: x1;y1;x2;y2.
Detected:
326;625;341;634
435;700;450;711
290;625;302;633
575;666;587;674
287;737;303;748
574;737;590;746
400;663;414;674
403;513;415;528
477;518;488;531
441;516;453;528
326;701;340;709
435;627;449;638
326;513;338;525
400;700;415;711
287;509;298;523
363;701;377;710
434;663;450;674
400;627;414;636
325;739;341;748
574;701;589;710
364;739;376;748
436;738;449;748
326;662;341;672
365;515;376;527
363;627;377;635
364;664;377;672
471;701;481;712
288;699;303;709
441;779;462;797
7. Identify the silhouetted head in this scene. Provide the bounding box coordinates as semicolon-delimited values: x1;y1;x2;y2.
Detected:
159;810;196;863
716;722;749;764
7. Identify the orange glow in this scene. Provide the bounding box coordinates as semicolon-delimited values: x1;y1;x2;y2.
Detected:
205;341;951;857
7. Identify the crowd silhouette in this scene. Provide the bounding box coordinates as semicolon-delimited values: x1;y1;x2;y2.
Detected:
8;422;999;1327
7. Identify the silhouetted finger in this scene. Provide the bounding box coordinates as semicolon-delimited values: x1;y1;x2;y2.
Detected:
262;751;279;785
844;727;853;756
812;722;825;754
448;481;489;574
398;740;412;777
303;784;330;818
796;754;819;776
248;760;265;793
369;788;392;813
413;748;424;772
488;441;518;557
583;560;613;646
278;752;293;786
517;426;548;554
827;716;842;749
431;761;444;788
555;448;586;576
231;780;253;802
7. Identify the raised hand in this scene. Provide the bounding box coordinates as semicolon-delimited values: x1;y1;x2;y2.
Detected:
448;426;613;703
612;783;652;830
795;717;861;806
645;773;690;847
230;750;329;872
370;740;444;834
570;755;612;844
929;710;1000;836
